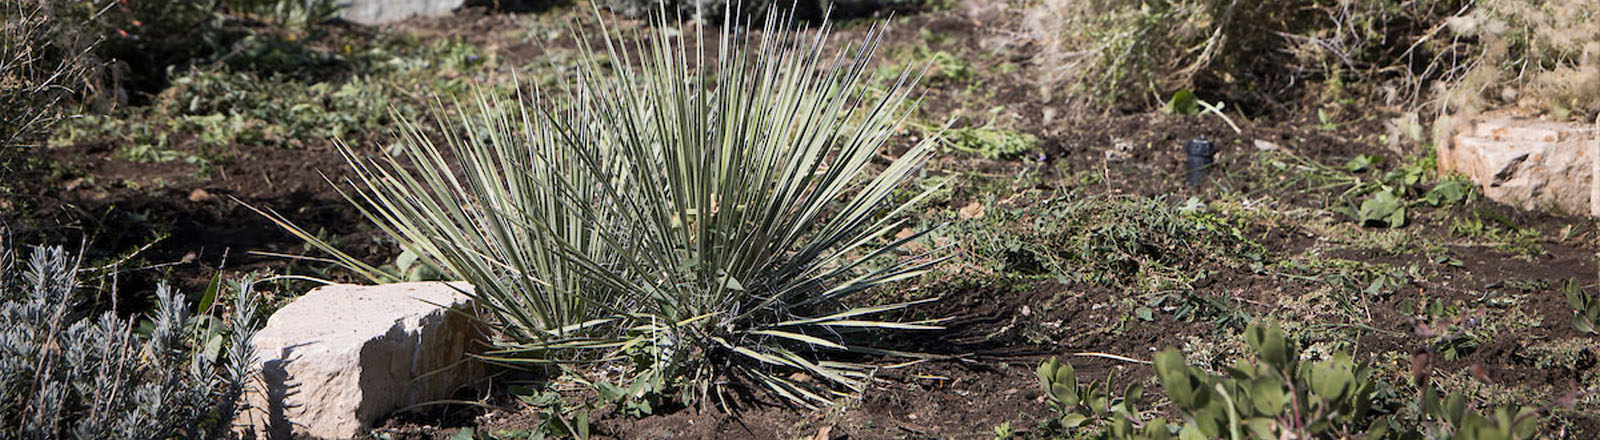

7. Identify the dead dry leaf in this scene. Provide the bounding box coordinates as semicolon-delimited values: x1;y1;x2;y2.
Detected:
958;201;985;219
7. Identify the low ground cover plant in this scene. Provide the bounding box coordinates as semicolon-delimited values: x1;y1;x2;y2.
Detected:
1036;322;1546;440
272;6;944;408
939;125;1040;160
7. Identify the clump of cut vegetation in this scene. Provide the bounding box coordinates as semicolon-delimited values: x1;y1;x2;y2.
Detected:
940;125;1039;159
26;0;389;172
269;9;943;408
50;36;495;158
1239;150;1472;229
0;245;260;439
955;194;1254;291
44;0;340;104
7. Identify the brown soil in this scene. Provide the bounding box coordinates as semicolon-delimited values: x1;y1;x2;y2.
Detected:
6;135;378;311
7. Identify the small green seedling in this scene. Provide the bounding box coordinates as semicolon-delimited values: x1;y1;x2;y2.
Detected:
506;385;592;440
1168;90;1241;134
1564;279;1599;335
1036;357;1168;439
388;248;444;282
1357;188;1407;228
1424;178;1472;207
993;421;1014;440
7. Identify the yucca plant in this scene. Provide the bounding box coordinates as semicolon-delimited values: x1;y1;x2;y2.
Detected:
266;4;945;407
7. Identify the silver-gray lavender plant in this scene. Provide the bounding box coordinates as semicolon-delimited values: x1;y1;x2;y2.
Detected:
0;246;259;439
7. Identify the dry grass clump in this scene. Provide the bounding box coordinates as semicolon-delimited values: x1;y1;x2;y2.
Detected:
1;1;96;151
1;1;100;201
1444;0;1600;119
1024;0;1597;120
1024;0;1227;110
1024;0;1468;112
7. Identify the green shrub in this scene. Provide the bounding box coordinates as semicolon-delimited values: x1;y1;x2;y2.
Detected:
0;246;260;439
66;0;228;99
271;8;942;407
1151;322;1387;439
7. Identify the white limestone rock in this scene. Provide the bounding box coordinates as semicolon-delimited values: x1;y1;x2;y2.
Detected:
236;282;485;439
339;0;463;25
1438;112;1599;216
